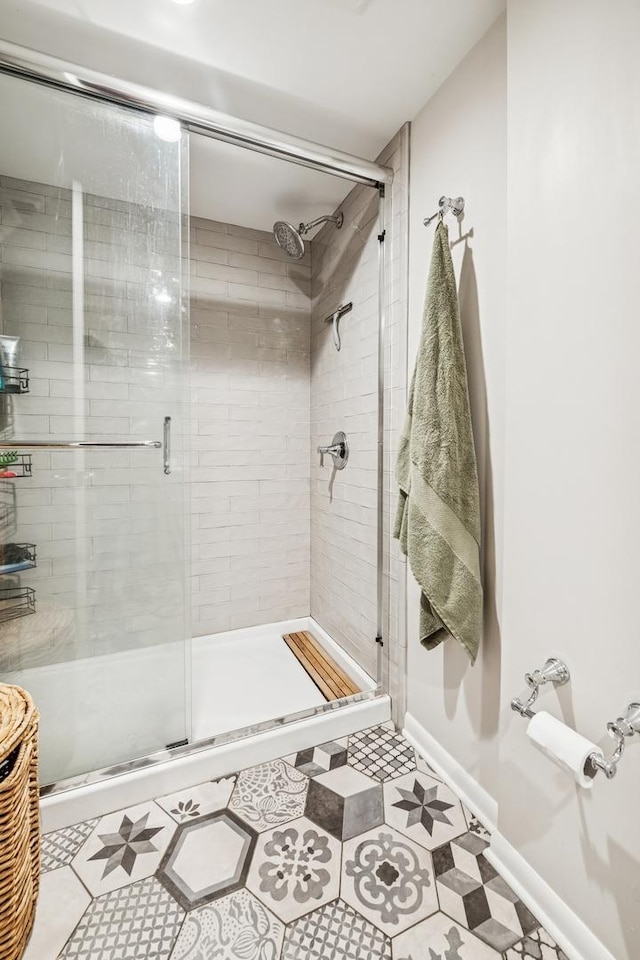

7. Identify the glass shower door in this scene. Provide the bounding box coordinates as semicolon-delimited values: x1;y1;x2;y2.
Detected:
0;73;189;784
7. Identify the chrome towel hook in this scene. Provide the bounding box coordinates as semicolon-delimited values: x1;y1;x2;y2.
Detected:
423;195;465;227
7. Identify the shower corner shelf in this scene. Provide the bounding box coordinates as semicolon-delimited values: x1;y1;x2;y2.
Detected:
0;584;36;623
0;543;37;576
0;454;33;479
0;367;30;395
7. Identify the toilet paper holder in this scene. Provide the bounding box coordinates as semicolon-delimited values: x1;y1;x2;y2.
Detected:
512;657;640;780
585;703;640;780
511;657;571;720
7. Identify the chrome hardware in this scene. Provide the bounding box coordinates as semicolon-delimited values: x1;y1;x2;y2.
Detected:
299;212;344;236
324;302;352;351
512;659;640;782
0;40;391;188
0;440;161;449
317;431;348;469
163;416;171;475
423;195;465;227
511;657;571;719
585;703;640;780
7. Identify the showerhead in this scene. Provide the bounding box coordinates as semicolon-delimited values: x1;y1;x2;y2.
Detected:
273;221;305;260
272;211;344;260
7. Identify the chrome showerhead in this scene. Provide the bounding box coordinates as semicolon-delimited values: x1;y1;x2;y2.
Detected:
272;211;344;260
273;220;305;260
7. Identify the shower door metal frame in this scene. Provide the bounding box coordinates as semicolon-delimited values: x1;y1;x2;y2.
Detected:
0;39;395;795
0;40;392;188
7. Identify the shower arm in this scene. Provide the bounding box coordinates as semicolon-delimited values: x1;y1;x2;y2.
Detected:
298;212;344;236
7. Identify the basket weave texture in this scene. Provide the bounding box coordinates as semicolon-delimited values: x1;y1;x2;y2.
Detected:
0;684;40;960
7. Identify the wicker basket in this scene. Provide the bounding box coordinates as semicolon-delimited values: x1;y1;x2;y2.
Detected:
0;684;40;960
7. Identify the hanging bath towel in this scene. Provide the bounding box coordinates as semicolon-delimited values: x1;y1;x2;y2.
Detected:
394;222;482;663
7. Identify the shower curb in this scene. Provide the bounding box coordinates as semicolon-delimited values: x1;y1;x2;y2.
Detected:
41;695;391;832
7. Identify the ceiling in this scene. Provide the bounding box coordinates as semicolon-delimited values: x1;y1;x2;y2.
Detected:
0;0;505;229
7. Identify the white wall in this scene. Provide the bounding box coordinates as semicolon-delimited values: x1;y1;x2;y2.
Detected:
406;17;506;804
500;4;640;958
406;7;640;958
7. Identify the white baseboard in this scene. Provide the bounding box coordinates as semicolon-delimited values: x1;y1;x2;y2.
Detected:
486;834;614;960
403;713;614;960
403;712;498;833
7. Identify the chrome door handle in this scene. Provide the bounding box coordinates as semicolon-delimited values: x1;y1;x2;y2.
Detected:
163;416;171;475
0;440;161;449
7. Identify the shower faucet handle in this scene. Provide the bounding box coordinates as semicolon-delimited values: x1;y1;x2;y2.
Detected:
317;443;342;466
317;431;349;470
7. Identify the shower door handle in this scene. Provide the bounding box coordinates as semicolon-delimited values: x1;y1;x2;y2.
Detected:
163;416;171;475
0;440;162;449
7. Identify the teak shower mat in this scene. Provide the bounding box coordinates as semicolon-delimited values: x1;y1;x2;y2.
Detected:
282;630;361;701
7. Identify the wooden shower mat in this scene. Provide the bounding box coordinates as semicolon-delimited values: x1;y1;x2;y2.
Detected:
282;630;361;701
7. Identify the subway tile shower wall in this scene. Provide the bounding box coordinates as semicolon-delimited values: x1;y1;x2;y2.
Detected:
310;189;379;679
189;218;311;635
309;126;408;692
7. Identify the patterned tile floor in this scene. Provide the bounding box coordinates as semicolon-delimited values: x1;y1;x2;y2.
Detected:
35;723;569;960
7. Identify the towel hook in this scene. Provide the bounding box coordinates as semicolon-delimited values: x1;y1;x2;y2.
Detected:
423;195;465;227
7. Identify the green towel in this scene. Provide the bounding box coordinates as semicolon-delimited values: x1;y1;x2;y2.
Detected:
394;222;482;663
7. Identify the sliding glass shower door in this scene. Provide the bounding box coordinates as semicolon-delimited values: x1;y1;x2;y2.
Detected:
0;73;189;784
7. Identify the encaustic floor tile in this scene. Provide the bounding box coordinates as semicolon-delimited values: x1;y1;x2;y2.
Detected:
155;775;237;824
41;722;565;960
305;763;384;841
157;809;256;911
284;737;348;778
171;887;285;960
59;876;184;960
282;898;391;960
71;802;177;897
391;911;501;960
341;825;438;936
347;726;417;782
246;816;341;923
383;769;468;850
433;832;538;952
41;818;99;873
462;803;491;841
229;758;308;831
503;927;570;960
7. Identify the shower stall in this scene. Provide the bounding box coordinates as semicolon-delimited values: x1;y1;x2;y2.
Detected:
0;40;407;811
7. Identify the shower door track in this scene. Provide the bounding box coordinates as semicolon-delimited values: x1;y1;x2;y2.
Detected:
0;39;392;188
40;688;383;800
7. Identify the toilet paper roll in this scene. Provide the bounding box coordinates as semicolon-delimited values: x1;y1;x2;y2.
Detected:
526;711;604;788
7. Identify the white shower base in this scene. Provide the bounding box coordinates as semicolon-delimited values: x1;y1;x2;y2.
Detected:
35;616;386;830
191;616;375;741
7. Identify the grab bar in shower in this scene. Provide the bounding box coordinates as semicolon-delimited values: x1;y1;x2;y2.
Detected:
0;440;162;449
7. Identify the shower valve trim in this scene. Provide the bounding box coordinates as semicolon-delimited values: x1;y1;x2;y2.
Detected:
317;431;349;469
